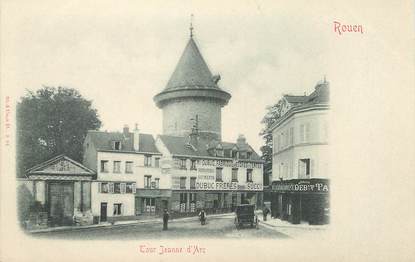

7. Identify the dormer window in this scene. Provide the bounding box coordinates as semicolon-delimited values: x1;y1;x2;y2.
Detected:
113;141;121;150
144;155;152;167
179;159;187;169
232;150;238;159
239;151;247;159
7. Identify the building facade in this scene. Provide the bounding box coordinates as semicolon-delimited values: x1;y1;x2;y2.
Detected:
269;80;330;224
21;155;95;228
83;126;170;223
156;134;263;215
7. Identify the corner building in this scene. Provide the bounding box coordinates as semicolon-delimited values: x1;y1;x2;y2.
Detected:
154;33;263;215
269;81;330;225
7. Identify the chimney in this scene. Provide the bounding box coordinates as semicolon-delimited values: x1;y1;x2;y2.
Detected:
133;123;140;151
123;124;129;136
189;129;198;149
237;134;246;147
186;115;199;149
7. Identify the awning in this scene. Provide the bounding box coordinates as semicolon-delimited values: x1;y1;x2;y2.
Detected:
135;189;172;198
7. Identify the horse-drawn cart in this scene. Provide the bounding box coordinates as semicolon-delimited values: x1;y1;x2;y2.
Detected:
234;204;258;229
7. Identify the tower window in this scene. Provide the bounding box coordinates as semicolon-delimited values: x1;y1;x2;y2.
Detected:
113;141;121;150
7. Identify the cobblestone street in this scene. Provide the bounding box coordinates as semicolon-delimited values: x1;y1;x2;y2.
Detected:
31;215;290;240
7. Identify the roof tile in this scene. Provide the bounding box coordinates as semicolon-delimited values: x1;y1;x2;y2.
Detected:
87;131;159;154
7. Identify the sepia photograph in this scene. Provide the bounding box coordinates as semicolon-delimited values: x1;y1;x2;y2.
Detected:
1;0;414;261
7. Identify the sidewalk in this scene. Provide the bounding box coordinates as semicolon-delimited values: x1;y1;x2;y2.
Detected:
28;212;235;234
256;211;330;238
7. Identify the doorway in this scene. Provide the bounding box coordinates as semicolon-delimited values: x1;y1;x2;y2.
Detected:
143;198;156;215
48;182;74;226
100;202;107;222
232;194;237;211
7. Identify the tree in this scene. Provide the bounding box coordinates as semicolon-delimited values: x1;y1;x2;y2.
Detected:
16;86;101;177
259;102;282;186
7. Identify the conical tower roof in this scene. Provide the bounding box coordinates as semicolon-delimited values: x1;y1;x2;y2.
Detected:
154;36;231;108
164;38;219;90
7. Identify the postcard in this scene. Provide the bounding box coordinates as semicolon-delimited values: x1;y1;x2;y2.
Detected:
1;0;414;261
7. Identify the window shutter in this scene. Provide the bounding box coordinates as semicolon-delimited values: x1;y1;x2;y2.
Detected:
121;183;126;194
310;159;315;177
298;160;302;178
109;183;114;193
98;182;101;193
132;183;136;193
306;123;310;142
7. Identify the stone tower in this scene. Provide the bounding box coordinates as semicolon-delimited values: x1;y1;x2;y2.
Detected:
154;34;231;141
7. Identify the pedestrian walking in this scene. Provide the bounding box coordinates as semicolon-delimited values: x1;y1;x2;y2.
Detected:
163;209;169;230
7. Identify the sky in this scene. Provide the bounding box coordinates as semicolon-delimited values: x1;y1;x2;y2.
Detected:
2;0;331;153
2;1;415;258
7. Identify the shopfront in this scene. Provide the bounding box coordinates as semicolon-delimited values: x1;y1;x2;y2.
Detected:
170;190;263;215
134;189;171;217
271;179;329;225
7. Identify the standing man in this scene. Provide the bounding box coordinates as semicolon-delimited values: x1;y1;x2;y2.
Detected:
263;207;270;221
163;209;169;230
199;209;207;225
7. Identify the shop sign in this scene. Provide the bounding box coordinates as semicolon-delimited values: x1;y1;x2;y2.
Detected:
174;158;262;169
195;181;262;191
197;168;215;181
271;179;329;193
173;170;263;191
197;159;262;169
